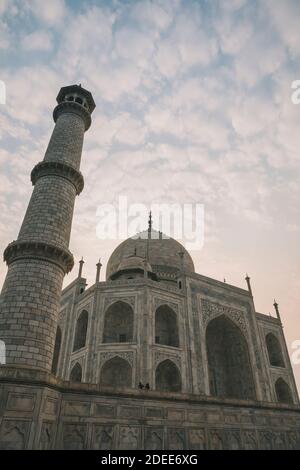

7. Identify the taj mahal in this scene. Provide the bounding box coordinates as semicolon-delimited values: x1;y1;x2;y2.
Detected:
0;84;299;450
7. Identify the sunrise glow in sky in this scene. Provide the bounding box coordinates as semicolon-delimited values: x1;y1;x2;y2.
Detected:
0;0;300;389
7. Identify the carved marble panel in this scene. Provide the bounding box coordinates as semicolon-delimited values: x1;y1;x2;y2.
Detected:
99;351;134;368
94;403;116;418
225;429;241;450
104;296;136;311
243;430;257;450
6;392;35;412
187;410;205;423
201;299;249;339
119;406;142;419
119;426;140;450
209;429;224;450
43;398;59;415
154;351;181;370
167;428;185;450
64;400;90;417
286;431;300;450
145;427;164;450
62;424;86;450
188;428;206;450
39;422;54;450
145;407;164;419
273;432;286;450
92;425;114;450
153;297;179;314
0;419;29;450
258;430;273;450
167;408;185;421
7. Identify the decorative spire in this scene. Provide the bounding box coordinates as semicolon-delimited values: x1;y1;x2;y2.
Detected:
148;210;152;233
245;273;252;296
96;258;102;283
78;257;84;278
146;211;152;261
273;299;281;323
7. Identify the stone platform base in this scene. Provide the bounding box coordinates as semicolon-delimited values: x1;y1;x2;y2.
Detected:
0;367;299;450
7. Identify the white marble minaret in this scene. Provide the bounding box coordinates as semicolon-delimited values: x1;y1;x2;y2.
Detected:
0;85;95;372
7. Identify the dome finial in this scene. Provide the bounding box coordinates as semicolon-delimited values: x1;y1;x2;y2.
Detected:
148;211;152;232
146;211;152;261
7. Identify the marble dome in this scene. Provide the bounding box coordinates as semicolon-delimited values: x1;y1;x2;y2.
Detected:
106;229;195;280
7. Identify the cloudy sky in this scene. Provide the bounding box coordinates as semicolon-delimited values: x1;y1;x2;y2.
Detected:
0;0;300;390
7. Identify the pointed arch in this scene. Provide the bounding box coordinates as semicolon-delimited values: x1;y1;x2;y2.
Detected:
51;325;62;375
266;333;285;367
70;362;82;383
206;314;256;400
155;304;179;347
103;301;134;343
275;378;293;404
100;356;132;388
155;359;182;392
73;310;88;351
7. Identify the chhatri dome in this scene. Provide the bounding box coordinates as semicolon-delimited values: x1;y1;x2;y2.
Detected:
106;215;195;282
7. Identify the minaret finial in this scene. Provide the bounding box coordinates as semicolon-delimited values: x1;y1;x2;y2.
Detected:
96;258;102;283
148;210;152;232
78;257;84;278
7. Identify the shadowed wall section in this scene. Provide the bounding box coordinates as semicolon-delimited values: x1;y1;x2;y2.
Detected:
155;359;182;392
100;357;132;388
266;333;285;367
103;302;134;343
275;378;293;404
206;315;256;400
155;305;179;347
73;310;88;351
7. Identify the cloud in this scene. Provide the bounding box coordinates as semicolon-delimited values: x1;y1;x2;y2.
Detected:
4;65;60;125
0;0;300;391
0;0;8;15
22;30;53;51
0;20;10;48
265;0;300;58
114;27;155;62
28;0;66;26
129;0;174;31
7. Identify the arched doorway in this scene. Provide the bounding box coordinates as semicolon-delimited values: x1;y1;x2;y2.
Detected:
155;305;179;347
70;362;82;383
155;359;181;392
275;378;293;404
100;356;132;388
103;301;134;343
73;310;88;351
206;315;256;400
266;333;285;367
51;325;62;375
